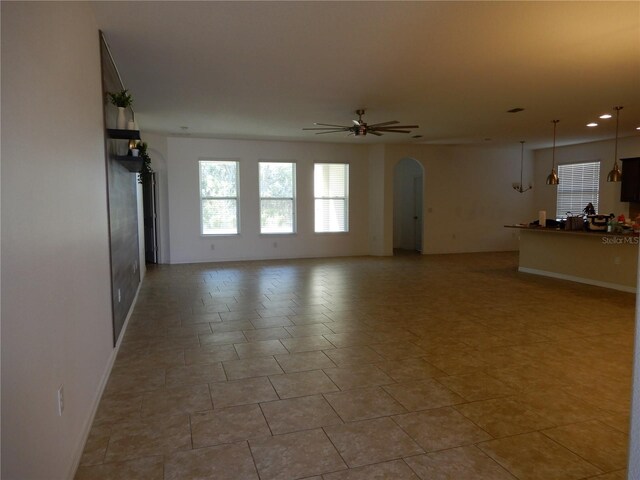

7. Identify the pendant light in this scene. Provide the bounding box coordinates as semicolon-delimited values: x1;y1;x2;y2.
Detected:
513;140;532;193
607;106;623;182
546;119;560;185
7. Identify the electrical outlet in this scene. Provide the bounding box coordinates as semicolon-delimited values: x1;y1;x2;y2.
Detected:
57;385;64;416
117;289;121;303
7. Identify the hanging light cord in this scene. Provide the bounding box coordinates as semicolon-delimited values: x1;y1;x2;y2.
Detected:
614;106;622;167
552;119;558;169
515;140;532;193
520;141;525;188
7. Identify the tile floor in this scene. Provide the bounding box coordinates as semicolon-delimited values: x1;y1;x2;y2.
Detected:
75;252;634;479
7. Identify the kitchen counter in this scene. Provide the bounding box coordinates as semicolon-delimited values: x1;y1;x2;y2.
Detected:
506;225;639;292
505;224;639;238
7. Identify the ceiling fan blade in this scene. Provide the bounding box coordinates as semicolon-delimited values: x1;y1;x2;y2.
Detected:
314;123;350;128
315;130;349;135
371;129;412;133
368;120;399;127
376;125;419;129
369;131;383;136
303;127;349;131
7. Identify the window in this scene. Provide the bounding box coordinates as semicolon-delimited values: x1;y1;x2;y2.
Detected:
314;163;349;232
199;160;239;235
259;162;296;234
556;161;600;219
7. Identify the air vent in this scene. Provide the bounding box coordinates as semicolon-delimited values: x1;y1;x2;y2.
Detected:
412;135;423;139
507;107;525;113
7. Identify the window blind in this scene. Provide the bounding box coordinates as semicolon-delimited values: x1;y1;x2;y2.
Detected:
199;160;239;235
314;163;349;232
556;161;600;219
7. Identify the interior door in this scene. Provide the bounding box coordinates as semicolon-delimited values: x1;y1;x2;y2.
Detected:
413;175;423;252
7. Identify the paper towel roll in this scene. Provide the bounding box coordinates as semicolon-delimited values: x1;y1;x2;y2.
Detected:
538;210;546;227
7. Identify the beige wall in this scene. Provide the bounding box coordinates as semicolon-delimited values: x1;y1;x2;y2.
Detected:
166;136;371;263
1;3;115;478
368;144;387;256
382;144;537;255
150;138;539;260
533;136;640;220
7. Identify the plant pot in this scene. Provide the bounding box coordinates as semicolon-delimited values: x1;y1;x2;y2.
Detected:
116;107;127;129
131;149;139;157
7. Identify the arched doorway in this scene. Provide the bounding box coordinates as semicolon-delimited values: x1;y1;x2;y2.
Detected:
393;157;424;254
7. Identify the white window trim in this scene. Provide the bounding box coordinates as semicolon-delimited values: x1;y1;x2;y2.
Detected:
314;162;350;233
259;161;297;235
199;159;240;236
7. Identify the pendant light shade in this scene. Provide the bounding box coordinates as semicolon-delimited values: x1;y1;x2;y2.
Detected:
607;163;622;182
546;120;560;185
607;106;623;182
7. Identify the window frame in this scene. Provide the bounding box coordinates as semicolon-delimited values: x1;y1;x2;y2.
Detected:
199;159;240;236
555;160;601;220
259;161;297;235
313;162;350;233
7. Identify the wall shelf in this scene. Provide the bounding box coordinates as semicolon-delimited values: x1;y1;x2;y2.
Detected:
115;155;143;172
107;129;141;140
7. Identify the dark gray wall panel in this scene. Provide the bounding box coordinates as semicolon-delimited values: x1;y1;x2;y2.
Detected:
100;33;140;345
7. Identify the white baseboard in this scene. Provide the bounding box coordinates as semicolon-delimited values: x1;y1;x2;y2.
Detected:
67;281;142;479
518;267;636;293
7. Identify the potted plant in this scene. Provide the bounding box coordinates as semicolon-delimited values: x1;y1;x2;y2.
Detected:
137;142;154;183
107;89;133;129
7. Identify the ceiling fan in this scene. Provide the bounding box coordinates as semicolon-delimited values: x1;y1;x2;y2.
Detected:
303;109;419;137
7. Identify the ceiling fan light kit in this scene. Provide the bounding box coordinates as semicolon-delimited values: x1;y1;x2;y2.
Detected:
303;109;419;137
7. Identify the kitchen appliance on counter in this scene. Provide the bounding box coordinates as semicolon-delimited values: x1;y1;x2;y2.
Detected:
587;214;609;231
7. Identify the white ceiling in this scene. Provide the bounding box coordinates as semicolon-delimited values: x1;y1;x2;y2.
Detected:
92;1;640;149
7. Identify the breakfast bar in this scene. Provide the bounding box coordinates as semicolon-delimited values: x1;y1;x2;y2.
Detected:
506;225;639;293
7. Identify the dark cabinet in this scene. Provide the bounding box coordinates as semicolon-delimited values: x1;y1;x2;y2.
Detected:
620;157;640;202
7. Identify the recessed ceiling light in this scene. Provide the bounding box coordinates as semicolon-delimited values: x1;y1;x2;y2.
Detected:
586;122;598;127
599;114;612;119
637;126;640;130
507;107;525;113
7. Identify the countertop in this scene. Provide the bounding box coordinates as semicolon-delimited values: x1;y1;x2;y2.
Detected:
504;224;639;239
